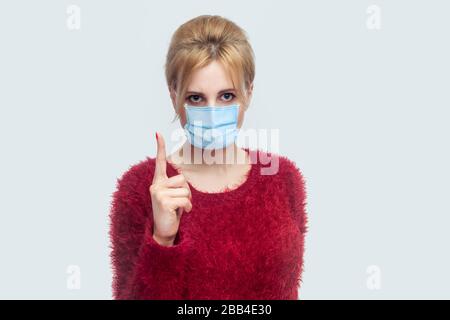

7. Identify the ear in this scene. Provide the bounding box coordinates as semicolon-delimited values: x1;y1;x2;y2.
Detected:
248;82;254;98
169;86;177;109
245;82;254;110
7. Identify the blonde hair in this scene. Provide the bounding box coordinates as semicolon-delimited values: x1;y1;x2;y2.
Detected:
165;15;255;122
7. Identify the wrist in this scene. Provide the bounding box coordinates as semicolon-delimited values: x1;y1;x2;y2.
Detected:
152;232;175;247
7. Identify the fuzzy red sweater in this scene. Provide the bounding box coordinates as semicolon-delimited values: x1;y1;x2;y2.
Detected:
109;148;308;300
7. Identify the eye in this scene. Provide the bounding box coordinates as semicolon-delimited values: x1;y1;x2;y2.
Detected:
187;95;203;103
221;92;236;102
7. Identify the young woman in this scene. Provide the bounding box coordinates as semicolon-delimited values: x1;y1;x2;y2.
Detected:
109;15;308;300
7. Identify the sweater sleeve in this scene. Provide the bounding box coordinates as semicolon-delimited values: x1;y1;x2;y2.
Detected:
109;162;190;300
284;159;308;235
283;158;308;299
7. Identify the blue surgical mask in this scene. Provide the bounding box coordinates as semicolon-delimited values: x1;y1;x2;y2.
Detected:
183;104;240;150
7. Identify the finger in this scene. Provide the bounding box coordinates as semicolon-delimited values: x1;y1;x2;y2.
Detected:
153;132;167;182
160;187;190;198
184;181;192;201
162;174;188;188
169;197;193;213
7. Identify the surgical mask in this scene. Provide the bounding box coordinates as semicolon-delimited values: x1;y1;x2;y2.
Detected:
183;103;240;150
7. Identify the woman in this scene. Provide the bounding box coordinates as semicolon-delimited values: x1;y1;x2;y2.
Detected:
109;15;308;300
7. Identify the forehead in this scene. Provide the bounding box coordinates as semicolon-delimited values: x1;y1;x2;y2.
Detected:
187;60;235;93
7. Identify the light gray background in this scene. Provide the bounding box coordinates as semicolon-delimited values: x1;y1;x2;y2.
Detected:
0;0;449;299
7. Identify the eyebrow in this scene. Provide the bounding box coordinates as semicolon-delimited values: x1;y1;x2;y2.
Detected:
186;88;236;95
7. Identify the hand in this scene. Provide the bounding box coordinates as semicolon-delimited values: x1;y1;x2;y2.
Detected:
149;132;192;246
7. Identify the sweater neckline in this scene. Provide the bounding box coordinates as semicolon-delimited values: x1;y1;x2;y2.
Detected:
165;147;258;198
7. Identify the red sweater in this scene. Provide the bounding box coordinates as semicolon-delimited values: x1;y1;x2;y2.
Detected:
109;148;308;300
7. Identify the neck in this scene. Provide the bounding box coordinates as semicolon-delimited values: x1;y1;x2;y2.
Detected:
170;142;249;171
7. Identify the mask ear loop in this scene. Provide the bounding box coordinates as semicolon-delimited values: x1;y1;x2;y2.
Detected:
233;103;240;116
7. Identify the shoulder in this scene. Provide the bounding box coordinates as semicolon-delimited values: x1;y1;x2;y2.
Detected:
279;154;306;193
109;158;158;239
113;156;157;199
252;149;305;180
278;154;305;182
253;149;306;197
261;151;308;231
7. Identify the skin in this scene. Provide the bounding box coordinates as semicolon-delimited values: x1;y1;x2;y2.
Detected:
150;60;254;246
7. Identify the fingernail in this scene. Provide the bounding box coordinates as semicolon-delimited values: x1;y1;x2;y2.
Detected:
155;132;158;141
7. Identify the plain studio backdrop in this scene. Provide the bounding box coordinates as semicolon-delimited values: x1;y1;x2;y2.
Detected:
0;0;449;299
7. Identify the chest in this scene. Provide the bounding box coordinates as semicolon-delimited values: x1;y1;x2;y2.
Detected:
181;181;300;279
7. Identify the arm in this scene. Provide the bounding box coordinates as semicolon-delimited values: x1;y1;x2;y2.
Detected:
283;158;308;299
285;162;308;235
109;165;190;300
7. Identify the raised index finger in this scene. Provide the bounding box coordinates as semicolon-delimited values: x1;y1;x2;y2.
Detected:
153;132;167;182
